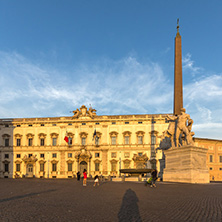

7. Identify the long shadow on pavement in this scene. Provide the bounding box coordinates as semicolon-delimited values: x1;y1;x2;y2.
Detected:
0;189;56;203
118;188;142;222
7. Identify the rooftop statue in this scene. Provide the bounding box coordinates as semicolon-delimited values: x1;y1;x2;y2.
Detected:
72;105;97;119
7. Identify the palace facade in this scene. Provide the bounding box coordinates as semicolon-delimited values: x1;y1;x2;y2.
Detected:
0;105;221;181
0;105;169;179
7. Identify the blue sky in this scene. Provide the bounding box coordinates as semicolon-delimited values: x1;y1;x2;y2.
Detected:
0;0;221;139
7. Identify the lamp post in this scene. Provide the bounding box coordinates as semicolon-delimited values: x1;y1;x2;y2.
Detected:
119;151;121;177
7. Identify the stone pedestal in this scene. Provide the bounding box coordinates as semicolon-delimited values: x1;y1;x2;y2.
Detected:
163;146;209;183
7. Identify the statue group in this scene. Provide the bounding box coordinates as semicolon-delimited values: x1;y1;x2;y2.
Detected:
162;108;194;148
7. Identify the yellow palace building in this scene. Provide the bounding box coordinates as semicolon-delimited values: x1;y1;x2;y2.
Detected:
0;105;169;179
0;105;221;181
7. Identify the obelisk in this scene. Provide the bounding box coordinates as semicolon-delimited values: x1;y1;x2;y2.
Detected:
174;19;183;115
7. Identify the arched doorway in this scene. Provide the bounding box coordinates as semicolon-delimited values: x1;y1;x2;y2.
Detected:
80;161;87;176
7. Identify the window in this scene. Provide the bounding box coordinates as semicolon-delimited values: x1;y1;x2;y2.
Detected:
95;123;100;125
5;138;9;147
95;153;100;158
17;139;21;146
68;137;72;145
219;156;222;163
152;120;156;124
138;152;143;157
138;122;143;124
82;137;86;146
165;119;170;123
52;153;57;158
124;162;130;169
111;152;116;158
82;123;86;125
52;163;57;172
125;136;129;145
209;167;213;170
28;138;33;146
220;168;222;171
40;153;44;158
17;125;21;127
209;155;213;163
125;122;129;124
52;138;57;146
124;152;130;158
95;163;100;171
40;138;45;146
28;124;32;127
52;124;56;126
151;135;156;145
68;163;72;171
95;137;99;146
111;136;116;145
40;163;44;172
68;153;72;158
138;136;143;144
68;123;72;126
4;163;9;172
41;124;44;126
5;124;9;127
112;122;116;125
5;154;9;158
17;154;21;158
111;162;116;171
29;154;32;158
16;164;20;172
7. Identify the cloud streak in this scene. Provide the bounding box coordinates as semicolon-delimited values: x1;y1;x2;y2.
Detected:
0;51;221;139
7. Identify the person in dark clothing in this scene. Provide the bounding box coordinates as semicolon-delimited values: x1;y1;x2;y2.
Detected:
77;171;80;181
150;169;158;188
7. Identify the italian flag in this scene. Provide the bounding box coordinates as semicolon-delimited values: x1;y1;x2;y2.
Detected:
64;131;68;143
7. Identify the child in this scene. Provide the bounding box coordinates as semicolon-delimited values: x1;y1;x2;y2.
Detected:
83;169;87;186
93;175;99;186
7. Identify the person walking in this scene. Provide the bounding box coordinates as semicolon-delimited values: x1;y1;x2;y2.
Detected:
93;175;99;186
150;169;158;188
77;171;80;181
83;169;87;186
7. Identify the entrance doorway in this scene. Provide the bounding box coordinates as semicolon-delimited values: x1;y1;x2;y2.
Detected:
80;161;87;177
26;164;33;178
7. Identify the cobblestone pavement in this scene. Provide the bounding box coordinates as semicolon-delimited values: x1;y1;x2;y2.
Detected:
0;179;222;222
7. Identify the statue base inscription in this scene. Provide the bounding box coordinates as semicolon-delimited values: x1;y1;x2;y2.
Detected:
163;146;209;183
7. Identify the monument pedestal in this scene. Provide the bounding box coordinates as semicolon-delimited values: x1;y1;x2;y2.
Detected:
163;146;209;183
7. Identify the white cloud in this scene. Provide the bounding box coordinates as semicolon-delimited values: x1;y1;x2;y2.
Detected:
182;53;202;76
0;51;221;139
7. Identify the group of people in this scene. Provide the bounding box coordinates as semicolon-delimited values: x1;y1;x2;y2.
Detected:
76;169;100;187
77;169;159;188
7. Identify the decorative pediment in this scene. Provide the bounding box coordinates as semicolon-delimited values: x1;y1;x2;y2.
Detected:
133;153;148;162
72;105;97;119
123;159;131;163
75;148;92;162
51;159;58;164
94;159;102;163
79;132;88;137
26;133;34;138
2;134;10;138
136;131;145;136
39;160;46;164
123;131;132;136
109;131;118;136
66;159;74;164
110;159;118;163
2;160;10;164
14;134;23;138
15;160;22;164
50;133;59;138
22;155;38;163
38;133;47;138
